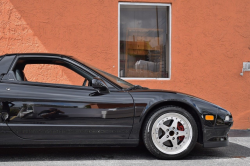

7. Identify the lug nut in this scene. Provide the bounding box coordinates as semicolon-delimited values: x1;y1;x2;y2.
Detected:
166;135;169;138
176;132;178;135
172;137;175;140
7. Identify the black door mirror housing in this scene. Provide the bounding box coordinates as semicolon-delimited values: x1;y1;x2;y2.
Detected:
91;78;110;95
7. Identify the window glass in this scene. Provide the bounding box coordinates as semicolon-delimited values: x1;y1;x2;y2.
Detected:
24;64;87;86
119;4;170;78
91;67;134;89
70;57;134;89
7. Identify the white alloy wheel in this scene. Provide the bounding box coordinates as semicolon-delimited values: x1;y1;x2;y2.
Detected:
151;113;193;155
143;106;198;159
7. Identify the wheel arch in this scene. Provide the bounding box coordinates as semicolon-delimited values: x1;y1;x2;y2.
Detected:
140;100;203;144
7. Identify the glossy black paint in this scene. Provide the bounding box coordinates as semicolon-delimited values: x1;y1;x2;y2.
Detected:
0;53;233;148
1;82;134;140
127;90;233;146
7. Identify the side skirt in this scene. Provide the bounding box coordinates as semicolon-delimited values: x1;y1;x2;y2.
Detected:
0;139;139;148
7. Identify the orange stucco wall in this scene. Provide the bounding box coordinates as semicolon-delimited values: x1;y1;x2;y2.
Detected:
0;0;250;129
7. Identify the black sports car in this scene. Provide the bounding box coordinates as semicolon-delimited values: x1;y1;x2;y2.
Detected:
0;53;233;159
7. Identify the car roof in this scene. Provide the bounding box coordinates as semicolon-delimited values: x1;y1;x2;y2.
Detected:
2;53;72;58
0;53;123;90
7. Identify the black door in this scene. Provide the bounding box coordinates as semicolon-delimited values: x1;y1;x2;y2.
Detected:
3;82;134;140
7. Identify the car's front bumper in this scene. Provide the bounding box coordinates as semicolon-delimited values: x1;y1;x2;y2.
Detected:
203;120;233;148
203;127;229;148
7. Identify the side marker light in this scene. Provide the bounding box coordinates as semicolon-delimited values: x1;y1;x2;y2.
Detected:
205;115;214;121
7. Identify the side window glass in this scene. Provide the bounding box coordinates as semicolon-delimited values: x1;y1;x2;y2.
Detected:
23;64;88;86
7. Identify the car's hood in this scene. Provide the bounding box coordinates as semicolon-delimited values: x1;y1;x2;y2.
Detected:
128;88;193;96
129;88;221;108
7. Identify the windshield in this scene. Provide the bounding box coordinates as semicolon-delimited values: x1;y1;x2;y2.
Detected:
70;57;134;89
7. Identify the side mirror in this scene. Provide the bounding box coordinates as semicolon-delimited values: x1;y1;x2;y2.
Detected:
91;78;110;95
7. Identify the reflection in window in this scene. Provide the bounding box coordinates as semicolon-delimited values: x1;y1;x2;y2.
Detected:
119;4;170;78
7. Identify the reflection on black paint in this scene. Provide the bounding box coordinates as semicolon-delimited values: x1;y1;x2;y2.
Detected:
7;103;135;120
1;101;15;122
38;108;68;119
18;104;33;119
1;101;134;140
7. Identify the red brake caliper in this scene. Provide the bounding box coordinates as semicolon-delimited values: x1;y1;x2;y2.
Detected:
177;122;185;141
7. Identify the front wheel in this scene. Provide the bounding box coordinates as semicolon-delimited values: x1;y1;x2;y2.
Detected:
142;106;198;159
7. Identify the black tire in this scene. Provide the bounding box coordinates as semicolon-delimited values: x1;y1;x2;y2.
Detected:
142;106;198;160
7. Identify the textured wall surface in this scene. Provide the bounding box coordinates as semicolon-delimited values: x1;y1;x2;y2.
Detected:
0;0;250;129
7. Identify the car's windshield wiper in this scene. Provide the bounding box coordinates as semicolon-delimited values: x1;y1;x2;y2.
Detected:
125;85;148;91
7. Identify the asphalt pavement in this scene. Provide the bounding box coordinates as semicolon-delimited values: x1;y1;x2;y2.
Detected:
0;130;249;166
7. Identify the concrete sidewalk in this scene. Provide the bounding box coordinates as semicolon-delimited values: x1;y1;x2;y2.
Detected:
0;130;249;166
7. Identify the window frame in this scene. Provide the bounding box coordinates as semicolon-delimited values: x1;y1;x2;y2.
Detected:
22;60;92;87
0;54;126;91
8;56;96;90
118;2;172;80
